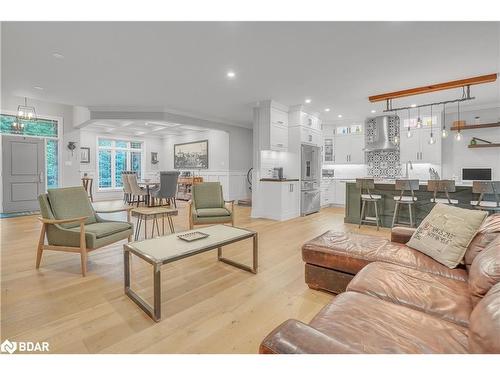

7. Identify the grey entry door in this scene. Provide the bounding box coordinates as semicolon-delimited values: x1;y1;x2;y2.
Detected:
2;135;45;213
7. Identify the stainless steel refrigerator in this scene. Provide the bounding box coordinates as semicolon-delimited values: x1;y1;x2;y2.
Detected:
301;144;321;215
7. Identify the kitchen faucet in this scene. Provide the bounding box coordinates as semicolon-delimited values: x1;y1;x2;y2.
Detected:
405;160;413;178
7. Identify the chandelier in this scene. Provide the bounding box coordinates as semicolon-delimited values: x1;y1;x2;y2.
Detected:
12;97;37;133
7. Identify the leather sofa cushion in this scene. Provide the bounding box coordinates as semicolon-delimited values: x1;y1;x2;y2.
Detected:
302;231;468;281
309;292;469;353
465;213;500;270
347;262;472;327
468;282;500;353
468;238;500;306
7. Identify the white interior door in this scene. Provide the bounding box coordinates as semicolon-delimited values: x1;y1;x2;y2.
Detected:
2;135;45;213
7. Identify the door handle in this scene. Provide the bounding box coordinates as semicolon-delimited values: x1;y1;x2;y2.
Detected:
289;184;293;192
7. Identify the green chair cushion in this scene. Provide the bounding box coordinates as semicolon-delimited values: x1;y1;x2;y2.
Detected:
193;182;224;209
68;221;132;239
48;187;97;228
195;208;231;217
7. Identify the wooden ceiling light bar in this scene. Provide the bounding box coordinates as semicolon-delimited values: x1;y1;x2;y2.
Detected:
369;73;498;103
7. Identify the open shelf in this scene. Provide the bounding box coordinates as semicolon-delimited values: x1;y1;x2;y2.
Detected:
468;143;500;148
450;122;500;131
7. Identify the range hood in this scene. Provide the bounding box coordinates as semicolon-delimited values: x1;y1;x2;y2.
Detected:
364;116;397;151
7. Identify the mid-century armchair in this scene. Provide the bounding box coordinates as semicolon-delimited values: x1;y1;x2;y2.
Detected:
188;182;234;229
37;186;134;276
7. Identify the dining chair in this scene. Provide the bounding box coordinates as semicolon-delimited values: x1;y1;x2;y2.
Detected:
121;171;133;203
127;173;148;207
151;171;180;207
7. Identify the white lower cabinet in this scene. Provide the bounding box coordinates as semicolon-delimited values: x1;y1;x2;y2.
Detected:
334;181;346;205
258;181;300;221
321;179;341;207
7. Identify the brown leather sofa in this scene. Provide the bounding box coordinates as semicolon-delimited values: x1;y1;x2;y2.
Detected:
260;214;500;354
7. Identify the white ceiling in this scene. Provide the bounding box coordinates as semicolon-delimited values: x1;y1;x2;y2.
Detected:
82;119;208;137
2;22;499;127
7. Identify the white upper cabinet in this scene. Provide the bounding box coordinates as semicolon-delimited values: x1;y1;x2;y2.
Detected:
255;101;289;152
331;124;365;164
400;116;442;164
288;105;322;147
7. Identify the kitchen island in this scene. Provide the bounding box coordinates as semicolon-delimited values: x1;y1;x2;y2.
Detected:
344;180;486;228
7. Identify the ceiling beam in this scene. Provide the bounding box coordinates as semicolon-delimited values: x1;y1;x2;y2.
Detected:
368;73;498;103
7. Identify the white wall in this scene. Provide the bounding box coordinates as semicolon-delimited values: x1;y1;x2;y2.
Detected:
441;106;500;180
163;129;249;201
79;128;166;201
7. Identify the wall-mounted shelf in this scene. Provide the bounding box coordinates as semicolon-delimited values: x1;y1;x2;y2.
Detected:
450;122;500;131
468;143;500;149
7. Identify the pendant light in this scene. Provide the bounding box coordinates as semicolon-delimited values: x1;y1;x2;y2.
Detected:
12;97;37;133
428;104;436;145
406;108;412;138
393;111;400;145
416;107;422;128
455;100;462;141
441;103;448;138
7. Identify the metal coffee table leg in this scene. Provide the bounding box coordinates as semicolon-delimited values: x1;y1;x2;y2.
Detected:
217;233;258;274
123;246;162;322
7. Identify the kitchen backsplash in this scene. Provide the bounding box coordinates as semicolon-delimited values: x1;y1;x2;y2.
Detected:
365;116;402;178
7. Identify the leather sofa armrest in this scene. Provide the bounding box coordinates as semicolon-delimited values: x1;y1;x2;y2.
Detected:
391;226;417;244
259;319;357;354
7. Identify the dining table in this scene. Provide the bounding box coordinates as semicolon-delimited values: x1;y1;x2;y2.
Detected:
138;180;159;206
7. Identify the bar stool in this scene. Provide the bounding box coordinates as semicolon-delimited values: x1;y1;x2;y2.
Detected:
392;179;419;228
470;181;500;213
356;178;382;230
427;180;458;205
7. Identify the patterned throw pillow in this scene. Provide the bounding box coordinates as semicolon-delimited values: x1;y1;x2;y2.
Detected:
407;204;488;268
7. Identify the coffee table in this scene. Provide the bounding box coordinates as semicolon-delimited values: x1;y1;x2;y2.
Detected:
123;224;258;321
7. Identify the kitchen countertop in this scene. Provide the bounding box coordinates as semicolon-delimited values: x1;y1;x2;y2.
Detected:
343;179;474;187
260;178;300;182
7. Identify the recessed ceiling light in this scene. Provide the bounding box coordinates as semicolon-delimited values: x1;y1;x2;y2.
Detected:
410;104;417;108
371;110;376;113
324;108;331;112
34;86;44;90
52;53;65;59
338;114;343;118
226;71;236;78
305;99;312;104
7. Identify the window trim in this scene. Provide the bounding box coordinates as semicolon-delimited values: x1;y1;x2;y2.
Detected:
1;109;63;191
96;136;144;192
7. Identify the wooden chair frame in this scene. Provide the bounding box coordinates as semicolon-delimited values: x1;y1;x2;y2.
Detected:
36;207;133;276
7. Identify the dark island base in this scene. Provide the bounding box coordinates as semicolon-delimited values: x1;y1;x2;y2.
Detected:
344;182;493;228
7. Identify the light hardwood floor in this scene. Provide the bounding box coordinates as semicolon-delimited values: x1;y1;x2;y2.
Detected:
0;202;389;353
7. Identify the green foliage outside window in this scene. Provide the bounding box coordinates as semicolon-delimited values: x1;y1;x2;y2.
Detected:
46;140;59;189
0;114;57;138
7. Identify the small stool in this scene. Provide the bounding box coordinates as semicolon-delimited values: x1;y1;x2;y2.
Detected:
131;207;178;241
471;181;500;213
427;179;458;205
392;179;419;228
356;178;382;230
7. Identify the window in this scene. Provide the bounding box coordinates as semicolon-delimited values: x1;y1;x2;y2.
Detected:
97;139;143;190
1;113;60;189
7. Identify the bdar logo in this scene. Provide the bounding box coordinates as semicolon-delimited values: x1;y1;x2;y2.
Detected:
1;339;17;354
